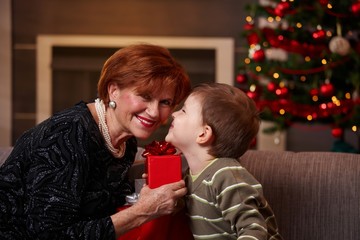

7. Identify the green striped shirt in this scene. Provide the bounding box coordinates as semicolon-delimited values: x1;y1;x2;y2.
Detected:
184;158;282;240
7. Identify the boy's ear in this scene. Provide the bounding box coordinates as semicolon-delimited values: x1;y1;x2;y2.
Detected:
196;125;214;144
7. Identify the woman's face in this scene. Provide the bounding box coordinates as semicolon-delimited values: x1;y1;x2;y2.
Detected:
109;84;175;140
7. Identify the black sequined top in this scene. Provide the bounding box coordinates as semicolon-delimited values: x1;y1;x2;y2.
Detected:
0;102;137;239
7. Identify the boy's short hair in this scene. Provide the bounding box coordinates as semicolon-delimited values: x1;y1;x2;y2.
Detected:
192;83;260;158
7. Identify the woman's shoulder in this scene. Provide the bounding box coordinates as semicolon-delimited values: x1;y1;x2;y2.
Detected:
52;101;92;122
23;102;97;146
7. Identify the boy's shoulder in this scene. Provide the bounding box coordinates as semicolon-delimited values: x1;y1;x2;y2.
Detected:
207;157;260;183
205;157;243;176
213;157;241;167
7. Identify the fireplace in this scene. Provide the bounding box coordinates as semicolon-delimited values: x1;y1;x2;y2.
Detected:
36;35;234;146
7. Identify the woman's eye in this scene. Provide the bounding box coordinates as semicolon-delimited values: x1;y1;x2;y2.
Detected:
141;94;151;101
160;99;172;106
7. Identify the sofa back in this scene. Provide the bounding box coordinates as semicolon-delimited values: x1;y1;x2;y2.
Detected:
240;150;360;240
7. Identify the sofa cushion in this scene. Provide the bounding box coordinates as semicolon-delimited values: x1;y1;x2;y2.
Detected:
240;150;360;240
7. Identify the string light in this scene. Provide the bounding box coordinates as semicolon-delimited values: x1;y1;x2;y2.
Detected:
332;96;341;106
249;84;256;92
352;126;358;132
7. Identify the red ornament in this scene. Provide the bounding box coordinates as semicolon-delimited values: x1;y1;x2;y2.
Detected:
331;127;343;138
351;2;360;15
247;32;260;45
236;74;247;84
252;49;265;62
244;23;254;31
275;87;289;98
274;2;291;17
290;40;302;53
312;29;326;41
267;82;277;92
310;88;319;97
247;90;260;100
320;83;334;97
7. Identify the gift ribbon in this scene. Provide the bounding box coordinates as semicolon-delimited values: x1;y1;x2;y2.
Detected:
142;141;177;157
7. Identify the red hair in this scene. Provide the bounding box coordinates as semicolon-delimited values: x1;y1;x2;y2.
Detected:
97;44;191;107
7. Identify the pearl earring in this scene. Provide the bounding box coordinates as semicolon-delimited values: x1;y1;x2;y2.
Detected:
109;100;116;109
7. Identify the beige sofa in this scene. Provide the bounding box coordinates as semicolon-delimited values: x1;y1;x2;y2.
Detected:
1;147;359;240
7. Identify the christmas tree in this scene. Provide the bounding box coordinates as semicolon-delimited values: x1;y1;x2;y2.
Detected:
237;0;360;152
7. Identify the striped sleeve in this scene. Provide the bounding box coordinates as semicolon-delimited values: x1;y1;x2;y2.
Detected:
208;165;269;240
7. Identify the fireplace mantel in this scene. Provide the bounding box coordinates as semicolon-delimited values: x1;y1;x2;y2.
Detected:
36;35;234;124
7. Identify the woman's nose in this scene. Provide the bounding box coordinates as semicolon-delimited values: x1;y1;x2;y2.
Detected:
146;101;159;118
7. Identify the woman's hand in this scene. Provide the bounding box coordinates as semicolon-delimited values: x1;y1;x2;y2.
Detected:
135;180;186;218
111;180;187;237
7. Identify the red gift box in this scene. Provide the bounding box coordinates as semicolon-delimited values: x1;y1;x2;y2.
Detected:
142;141;182;189
146;155;182;189
115;141;194;240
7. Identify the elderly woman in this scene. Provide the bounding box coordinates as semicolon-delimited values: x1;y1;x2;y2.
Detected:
0;44;191;239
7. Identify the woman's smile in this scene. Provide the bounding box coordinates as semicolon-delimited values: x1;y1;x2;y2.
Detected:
136;114;156;128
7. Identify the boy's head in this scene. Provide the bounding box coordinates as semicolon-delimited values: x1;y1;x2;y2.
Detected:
191;82;260;158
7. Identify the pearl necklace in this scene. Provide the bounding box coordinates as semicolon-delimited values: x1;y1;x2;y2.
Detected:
95;98;126;158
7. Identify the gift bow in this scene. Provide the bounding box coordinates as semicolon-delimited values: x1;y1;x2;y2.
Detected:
142;141;177;157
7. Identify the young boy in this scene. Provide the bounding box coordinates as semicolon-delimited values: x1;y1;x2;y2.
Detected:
165;83;282;240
